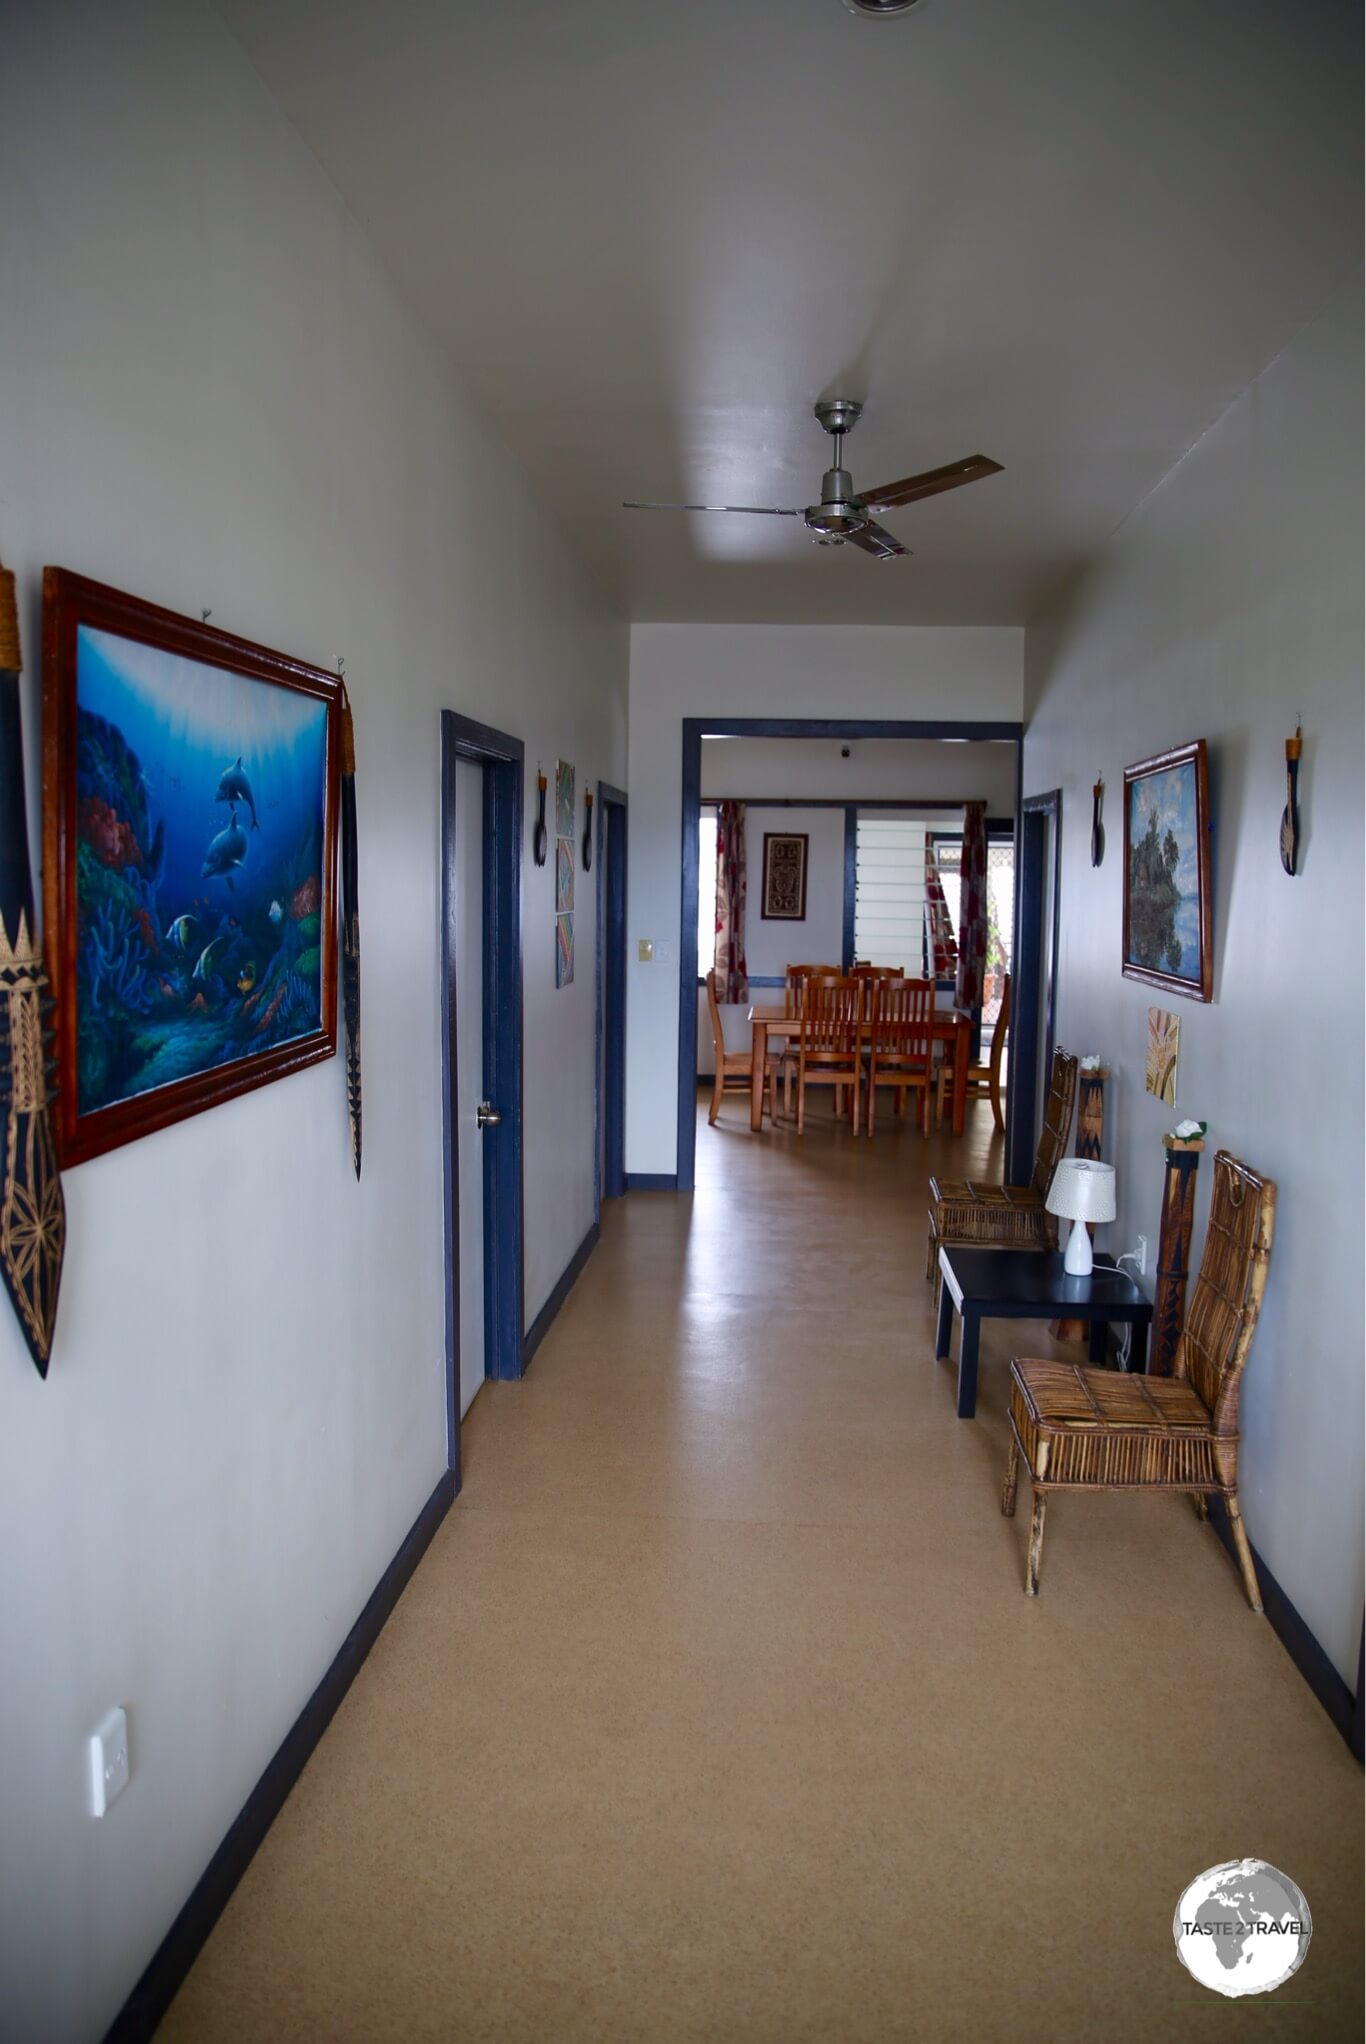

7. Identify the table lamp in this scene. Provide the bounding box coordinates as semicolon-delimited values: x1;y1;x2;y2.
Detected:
1046;1158;1116;1277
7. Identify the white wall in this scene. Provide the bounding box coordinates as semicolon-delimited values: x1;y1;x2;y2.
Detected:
1023;291;1363;1684
697;804;844;1072
701;736;1018;809
628;625;1024;1171
0;7;625;2039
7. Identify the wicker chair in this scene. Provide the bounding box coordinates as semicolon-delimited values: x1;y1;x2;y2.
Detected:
1002;1150;1277;1603
925;1045;1079;1285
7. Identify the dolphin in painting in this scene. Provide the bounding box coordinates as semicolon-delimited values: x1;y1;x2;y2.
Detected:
202;806;248;890
215;755;259;831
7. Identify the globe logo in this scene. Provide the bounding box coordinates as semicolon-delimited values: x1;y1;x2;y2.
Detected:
1173;1859;1312;1997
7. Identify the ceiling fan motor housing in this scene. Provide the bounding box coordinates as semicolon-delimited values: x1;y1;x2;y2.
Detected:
805;466;867;541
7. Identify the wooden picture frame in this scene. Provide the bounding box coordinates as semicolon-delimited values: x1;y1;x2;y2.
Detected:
1122;740;1212;1003
760;831;808;921
42;569;340;1165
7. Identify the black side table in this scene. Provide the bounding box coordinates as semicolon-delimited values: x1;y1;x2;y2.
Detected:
935;1247;1154;1419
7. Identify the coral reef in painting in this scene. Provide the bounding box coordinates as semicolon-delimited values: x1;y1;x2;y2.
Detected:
74;704;323;1117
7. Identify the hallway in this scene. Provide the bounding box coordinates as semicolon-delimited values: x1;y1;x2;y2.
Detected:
165;1103;1362;2042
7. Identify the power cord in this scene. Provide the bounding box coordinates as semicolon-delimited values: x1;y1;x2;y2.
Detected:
1109;1249;1143;1369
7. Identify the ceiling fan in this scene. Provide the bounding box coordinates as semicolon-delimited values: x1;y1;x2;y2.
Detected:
623;400;1002;559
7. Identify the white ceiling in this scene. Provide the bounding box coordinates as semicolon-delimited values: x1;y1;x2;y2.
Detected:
216;0;1359;625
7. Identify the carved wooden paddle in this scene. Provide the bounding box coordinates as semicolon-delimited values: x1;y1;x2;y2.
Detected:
1280;726;1301;876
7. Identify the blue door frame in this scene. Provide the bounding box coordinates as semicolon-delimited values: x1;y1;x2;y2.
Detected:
678;716;1025;1193
440;711;525;1480
1007;788;1062;1187
595;782;628;1215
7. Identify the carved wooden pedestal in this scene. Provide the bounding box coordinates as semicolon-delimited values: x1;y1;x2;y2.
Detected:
1152;1133;1204;1376
1050;1065;1107;1341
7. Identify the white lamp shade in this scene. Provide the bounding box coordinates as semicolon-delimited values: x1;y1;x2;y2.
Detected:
1046;1158;1116;1225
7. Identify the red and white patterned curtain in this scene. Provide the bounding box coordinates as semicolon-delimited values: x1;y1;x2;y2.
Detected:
714;800;748;1003
924;838;958;980
955;802;989;1009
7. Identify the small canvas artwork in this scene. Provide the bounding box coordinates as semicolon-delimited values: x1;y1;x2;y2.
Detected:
556;911;574;988
555;759;575;840
555;837;574;913
1146;1007;1180;1106
760;832;809;920
42;572;339;1164
1123;741;1212;1002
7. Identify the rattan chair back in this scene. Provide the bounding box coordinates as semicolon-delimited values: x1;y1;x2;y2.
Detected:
1174;1151;1277;1433
1031;1047;1079;1200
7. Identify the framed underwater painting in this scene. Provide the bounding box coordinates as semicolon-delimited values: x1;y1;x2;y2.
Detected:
1122;740;1212;1003
42;570;340;1165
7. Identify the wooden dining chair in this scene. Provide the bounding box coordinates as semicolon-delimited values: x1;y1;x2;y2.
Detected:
936;971;1010;1132
705;968;778;1127
864;977;935;1135
925;1046;1079;1285
795;975;864;1134
1002;1151;1277;1602
781;966;841;1112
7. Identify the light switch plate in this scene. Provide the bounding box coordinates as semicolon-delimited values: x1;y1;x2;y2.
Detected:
654;938;674;965
89;1706;129;1817
637;938;653;962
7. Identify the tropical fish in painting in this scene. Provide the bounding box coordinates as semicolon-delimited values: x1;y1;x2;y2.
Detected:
202;806;247;889
268;899;283;925
192;934;232;984
236;961;257;995
216;755;260;831
164;912;198;952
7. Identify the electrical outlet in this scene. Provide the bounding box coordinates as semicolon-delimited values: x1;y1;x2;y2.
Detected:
1135;1235;1148;1277
89;1706;129;1818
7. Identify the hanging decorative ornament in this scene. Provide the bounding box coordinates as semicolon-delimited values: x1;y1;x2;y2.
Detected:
582;788;593;871
533;768;548;866
338;677;362;1179
1280;723;1301;876
0;558;66;1375
1091;774;1105;868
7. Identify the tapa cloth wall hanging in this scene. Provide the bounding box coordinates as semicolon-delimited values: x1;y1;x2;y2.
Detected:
0;559;66;1376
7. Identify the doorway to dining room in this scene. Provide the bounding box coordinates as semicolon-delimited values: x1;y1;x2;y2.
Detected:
680;720;1024;1191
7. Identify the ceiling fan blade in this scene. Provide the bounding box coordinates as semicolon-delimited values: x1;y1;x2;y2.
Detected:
622;500;802;516
860;455;1003;514
845;520;909;560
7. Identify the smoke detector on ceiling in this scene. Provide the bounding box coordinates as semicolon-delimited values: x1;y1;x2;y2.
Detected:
843;0;929;17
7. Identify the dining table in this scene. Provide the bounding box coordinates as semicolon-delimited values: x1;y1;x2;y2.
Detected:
747;1000;973;1136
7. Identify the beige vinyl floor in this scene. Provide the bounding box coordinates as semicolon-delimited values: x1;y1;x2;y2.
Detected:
164;1095;1363;2042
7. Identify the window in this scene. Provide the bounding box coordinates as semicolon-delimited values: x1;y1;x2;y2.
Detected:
697;808;718;979
854;815;953;977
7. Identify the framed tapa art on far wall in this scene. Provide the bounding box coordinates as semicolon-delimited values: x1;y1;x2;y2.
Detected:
760;831;809;921
42;569;340;1165
1122;740;1212;1003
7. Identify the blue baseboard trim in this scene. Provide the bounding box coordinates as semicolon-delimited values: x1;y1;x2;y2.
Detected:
1208;1498;1361;1760
106;1468;458;2041
624;1172;679;1192
521;1221;600;1370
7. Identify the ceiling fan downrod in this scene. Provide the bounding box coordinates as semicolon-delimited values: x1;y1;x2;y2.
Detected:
809;398;867;544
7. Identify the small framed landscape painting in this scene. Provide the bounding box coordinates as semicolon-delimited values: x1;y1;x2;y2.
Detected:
760;832;809;921
42;570;340;1165
1122;741;1212;1003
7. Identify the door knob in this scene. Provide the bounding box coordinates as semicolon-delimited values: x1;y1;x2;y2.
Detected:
476;1101;501;1128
